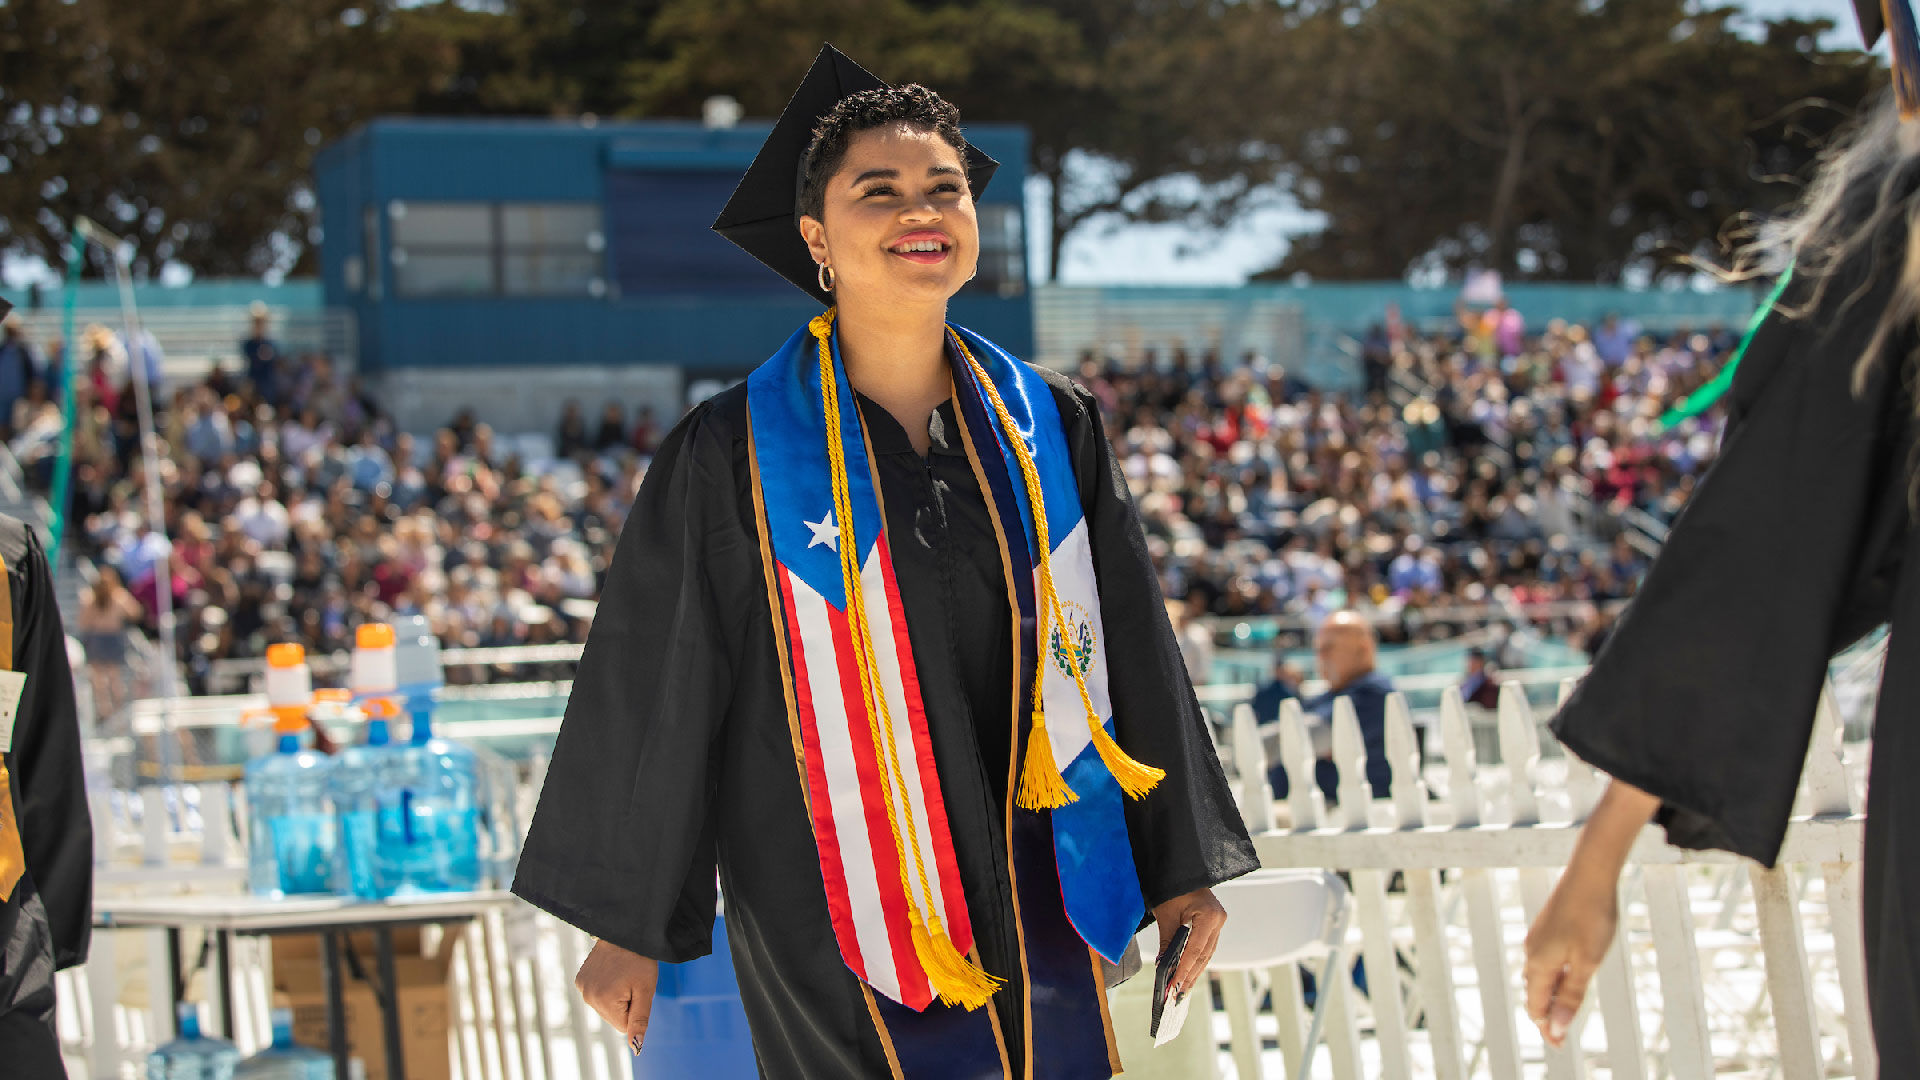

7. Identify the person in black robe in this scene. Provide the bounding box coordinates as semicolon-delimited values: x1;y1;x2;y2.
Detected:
1522;74;1920;1074
0;495;93;1075
512;51;1256;1079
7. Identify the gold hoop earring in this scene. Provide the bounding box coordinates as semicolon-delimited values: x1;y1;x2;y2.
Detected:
818;263;835;292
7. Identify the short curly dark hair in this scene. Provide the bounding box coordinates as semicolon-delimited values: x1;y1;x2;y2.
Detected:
798;84;968;222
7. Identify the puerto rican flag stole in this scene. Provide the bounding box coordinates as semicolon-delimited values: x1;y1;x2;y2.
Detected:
745;313;1151;1011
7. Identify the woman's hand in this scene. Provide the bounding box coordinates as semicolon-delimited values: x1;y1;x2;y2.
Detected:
575;939;659;1054
1151;887;1228;999
1522;777;1658;1048
1522;865;1619;1046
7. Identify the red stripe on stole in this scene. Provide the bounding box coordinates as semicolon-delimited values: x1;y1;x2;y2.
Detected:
876;536;973;952
827;580;933;1009
777;565;867;982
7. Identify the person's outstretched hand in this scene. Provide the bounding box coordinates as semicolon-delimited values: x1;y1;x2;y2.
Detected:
1523;868;1618;1047
1522;777;1656;1048
1151;887;1228;999
575;939;659;1054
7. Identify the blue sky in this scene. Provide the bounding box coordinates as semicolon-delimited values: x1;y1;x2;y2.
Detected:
1045;0;1873;284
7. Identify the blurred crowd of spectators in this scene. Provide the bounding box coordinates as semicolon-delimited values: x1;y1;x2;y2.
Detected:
1;306;642;701
1079;299;1738;656
0;294;1738;713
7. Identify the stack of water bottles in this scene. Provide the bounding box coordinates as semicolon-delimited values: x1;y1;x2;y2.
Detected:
147;1005;333;1079
243;616;483;900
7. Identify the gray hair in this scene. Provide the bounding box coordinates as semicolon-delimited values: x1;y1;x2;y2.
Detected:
1736;92;1920;398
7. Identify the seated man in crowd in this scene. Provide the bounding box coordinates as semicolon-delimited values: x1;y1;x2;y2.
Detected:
1460;645;1502;709
1267;611;1395;806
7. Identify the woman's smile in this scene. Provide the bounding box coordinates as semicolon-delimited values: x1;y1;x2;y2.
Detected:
888;230;952;264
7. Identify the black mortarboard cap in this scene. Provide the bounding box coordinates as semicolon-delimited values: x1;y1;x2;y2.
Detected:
1858;0;1885;46
0;295;11;321
711;44;999;306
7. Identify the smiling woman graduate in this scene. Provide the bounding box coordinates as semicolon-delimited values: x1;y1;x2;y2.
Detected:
510;46;1258;1079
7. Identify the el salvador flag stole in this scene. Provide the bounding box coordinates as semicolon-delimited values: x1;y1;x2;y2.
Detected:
745;311;1161;1012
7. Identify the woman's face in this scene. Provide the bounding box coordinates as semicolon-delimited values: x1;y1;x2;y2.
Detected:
799;123;979;310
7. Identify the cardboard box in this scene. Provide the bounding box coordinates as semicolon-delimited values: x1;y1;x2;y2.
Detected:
270;925;460;1080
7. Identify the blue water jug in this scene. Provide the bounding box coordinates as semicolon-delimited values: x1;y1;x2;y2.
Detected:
245;729;338;897
147;1003;240;1080
233;1008;333;1079
331;715;399;899
380;711;482;893
246;643;338;896
380;615;481;892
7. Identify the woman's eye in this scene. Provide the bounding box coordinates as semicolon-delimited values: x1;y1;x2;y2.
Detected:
863;186;898;198
934;183;962;194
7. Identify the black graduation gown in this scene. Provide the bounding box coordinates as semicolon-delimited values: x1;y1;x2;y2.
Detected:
0;513;92;1071
1550;244;1919;1075
514;367;1257;1079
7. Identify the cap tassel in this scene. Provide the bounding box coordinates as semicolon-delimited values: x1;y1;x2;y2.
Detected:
1017;709;1078;809
908;908;1003;1010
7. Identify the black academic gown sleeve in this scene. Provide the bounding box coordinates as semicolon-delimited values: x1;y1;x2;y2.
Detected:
512;404;736;962
1051;376;1260;907
11;524;90;972
0;519;91;983
1551;261;1912;868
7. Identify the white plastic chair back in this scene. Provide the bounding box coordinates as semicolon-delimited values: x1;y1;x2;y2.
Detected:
1209;868;1349;970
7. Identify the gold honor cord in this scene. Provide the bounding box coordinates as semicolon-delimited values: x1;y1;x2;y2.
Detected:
810;312;1002;1010
948;331;1165;810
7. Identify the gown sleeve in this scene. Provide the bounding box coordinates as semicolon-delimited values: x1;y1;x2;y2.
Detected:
1052;377;1260;908
512;402;737;962
10;525;90;969
1551;262;1912;867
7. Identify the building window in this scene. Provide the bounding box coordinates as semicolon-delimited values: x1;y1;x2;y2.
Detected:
965;204;1026;298
388;200;604;298
605;170;779;296
503;203;604;296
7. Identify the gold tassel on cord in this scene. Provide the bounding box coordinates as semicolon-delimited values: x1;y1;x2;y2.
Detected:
1089;718;1166;799
1017;708;1077;810
909;908;1002;1010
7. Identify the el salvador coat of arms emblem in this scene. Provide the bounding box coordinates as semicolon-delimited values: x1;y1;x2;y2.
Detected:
1049;600;1098;677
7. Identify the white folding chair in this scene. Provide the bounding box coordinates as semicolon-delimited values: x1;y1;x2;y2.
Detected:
1209;868;1352;1079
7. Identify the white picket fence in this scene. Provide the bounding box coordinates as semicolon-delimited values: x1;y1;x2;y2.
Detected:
1215;680;1871;1080
62;675;1872;1079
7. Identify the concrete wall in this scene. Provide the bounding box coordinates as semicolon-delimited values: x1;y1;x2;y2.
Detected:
371;363;685;438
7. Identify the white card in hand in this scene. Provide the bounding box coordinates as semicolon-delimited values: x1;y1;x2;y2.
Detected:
1152;987;1193;1047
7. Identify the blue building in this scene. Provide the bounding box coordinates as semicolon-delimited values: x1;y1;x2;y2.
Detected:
312;116;1031;431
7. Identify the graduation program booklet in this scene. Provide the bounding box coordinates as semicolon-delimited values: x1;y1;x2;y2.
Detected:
1150;924;1193;1046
